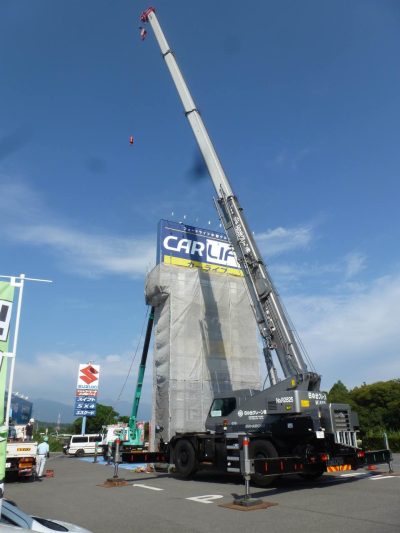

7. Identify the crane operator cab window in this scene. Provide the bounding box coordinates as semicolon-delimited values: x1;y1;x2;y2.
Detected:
210;397;236;418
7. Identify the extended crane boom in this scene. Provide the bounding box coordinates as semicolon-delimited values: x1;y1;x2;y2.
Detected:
140;7;319;391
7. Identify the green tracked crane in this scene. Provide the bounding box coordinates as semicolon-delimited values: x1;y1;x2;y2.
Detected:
116;307;155;451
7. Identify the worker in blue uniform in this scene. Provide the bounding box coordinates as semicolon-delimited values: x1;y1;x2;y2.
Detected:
36;436;50;479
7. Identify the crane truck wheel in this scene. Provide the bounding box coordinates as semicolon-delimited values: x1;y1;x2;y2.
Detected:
250;439;279;487
173;439;198;478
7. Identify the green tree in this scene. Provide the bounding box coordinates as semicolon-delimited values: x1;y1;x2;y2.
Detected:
328;380;352;405
73;404;119;434
350;380;400;432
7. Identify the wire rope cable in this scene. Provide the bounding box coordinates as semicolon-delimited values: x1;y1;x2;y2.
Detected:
114;306;150;405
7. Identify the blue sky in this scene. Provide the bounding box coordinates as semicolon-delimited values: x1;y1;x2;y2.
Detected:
1;1;399;419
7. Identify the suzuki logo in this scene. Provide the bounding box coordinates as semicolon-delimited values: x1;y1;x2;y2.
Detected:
79;365;99;385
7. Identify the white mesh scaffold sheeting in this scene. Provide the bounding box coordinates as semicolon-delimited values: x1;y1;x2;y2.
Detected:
146;263;261;444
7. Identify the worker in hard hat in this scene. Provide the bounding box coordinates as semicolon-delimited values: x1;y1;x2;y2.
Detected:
25;418;34;442
36;436;50;480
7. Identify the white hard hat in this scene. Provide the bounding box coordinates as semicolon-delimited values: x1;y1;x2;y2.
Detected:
29;418;34;423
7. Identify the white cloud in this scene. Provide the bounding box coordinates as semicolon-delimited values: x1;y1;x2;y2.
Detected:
270;251;367;286
0;178;155;277
285;274;400;389
255;225;313;256
0;181;44;220
271;260;337;282
105;354;122;363
13;223;155;277
344;252;367;279
271;146;314;171
13;350;153;407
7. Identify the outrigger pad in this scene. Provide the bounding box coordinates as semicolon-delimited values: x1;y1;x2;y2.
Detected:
97;477;129;488
219;500;278;511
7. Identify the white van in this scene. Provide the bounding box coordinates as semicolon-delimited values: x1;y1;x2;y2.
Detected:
62;434;103;457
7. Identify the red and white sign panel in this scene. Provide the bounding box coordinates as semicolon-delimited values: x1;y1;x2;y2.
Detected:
75;389;98;397
76;364;100;390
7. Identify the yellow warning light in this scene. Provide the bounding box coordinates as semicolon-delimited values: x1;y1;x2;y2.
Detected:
301;400;310;407
291;379;296;387
285;405;292;411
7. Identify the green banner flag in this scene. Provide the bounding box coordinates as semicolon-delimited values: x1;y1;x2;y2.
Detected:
0;281;15;491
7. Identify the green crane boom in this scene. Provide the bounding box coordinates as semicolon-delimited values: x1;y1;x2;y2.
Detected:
128;307;155;438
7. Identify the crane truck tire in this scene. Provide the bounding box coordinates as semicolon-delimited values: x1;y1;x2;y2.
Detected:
295;444;325;480
250;439;279;487
173;439;198;478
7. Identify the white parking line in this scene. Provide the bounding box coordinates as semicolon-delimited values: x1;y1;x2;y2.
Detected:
340;472;368;478
370;475;398;481
132;484;164;491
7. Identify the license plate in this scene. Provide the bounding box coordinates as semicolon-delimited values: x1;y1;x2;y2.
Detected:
327;457;344;466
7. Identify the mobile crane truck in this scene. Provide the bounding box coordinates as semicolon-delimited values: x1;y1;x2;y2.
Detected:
124;7;393;485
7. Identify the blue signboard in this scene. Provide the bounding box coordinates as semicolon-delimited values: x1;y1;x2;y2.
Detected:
6;392;33;425
74;395;97;417
157;219;242;276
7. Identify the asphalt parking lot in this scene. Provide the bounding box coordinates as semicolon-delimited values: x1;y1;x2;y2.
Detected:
4;453;400;533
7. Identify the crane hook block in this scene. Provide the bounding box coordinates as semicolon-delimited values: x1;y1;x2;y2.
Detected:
129;136;134;145
140;7;156;23
139;27;147;41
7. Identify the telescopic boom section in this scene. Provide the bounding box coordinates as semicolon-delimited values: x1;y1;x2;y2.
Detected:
141;8;319;389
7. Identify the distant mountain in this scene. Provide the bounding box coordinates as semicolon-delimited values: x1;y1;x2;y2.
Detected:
30;397;152;424
101;398;152;421
31;398;75;424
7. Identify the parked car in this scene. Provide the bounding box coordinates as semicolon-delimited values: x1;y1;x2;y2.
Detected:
0;500;93;532
62;434;103;457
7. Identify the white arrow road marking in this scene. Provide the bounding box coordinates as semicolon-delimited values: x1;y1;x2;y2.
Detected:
186;495;224;504
132;484;164;491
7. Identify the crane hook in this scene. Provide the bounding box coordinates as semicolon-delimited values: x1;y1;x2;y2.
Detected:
139;26;147;41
